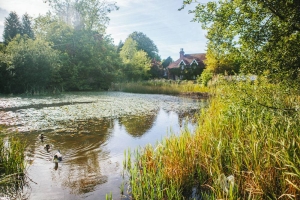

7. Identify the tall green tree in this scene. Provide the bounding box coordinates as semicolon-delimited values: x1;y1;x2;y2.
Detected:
183;0;300;84
0;45;10;93
21;13;35;39
4;35;61;94
120;37;152;80
116;40;124;53
126;50;151;81
162;56;173;68
48;0;118;33
119;37;138;63
128;31;159;60
35;13;122;90
3;11;22;45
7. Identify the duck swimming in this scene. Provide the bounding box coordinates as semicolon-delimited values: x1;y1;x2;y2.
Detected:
54;150;62;161
39;134;44;140
44;144;50;152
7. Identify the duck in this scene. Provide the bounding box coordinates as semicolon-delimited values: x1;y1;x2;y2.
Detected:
44;144;51;152
39;133;44;140
54;150;62;161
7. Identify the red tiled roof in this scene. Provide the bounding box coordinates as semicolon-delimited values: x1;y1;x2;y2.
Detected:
168;53;206;69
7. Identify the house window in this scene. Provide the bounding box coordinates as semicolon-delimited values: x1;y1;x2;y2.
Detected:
181;65;184;70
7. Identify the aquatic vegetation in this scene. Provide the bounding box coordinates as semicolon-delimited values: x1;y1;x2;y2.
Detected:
124;79;300;199
0;92;203;133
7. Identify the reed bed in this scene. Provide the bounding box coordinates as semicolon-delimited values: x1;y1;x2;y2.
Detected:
124;78;300;199
112;79;210;94
0;133;27;198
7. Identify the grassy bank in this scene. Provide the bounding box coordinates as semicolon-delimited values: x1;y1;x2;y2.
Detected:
111;79;210;95
124;78;300;199
0;127;27;198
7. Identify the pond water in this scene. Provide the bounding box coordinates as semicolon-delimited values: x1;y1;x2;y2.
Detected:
0;92;206;199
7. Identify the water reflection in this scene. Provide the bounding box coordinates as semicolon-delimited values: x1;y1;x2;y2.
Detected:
119;112;158;137
18;119;114;199
0;92;205;199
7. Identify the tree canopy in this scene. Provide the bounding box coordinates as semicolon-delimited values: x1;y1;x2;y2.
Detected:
128;31;159;60
183;0;300;84
0;1;167;94
162;56;173;69
48;0;118;33
22;13;35;39
3;12;22;44
120;37;151;81
2;35;60;94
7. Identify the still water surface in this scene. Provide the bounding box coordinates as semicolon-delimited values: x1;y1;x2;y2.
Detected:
0;92;205;199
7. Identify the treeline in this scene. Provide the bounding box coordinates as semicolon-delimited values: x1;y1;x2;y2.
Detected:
0;0;171;95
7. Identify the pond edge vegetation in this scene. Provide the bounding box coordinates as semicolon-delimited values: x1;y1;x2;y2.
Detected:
122;78;300;199
0;128;27;199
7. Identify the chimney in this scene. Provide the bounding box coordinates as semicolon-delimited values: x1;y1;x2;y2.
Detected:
179;48;184;59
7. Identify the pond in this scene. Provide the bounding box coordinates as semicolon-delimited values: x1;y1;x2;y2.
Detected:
0;92;206;199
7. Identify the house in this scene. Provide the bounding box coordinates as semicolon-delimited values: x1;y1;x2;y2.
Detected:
167;48;206;80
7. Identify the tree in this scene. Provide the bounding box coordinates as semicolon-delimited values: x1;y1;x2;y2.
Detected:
119;37;138;63
21;13;35;39
0;46;10;93
149;59;164;79
119;36;152;80
3;12;22;45
116;40;123;53
182;0;300;84
4;35;61;94
48;0;118;33
35;13;122;91
128;31;159;60
126;50;151;81
204;47;240;75
162;56;173;68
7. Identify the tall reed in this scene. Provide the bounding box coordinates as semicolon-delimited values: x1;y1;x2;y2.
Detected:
0;133;27;198
111;79;210;94
124;78;300;199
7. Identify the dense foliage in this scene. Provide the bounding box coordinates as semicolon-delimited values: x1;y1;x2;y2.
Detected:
120;32;165;81
128;31;159;60
0;1;166;94
182;0;300;87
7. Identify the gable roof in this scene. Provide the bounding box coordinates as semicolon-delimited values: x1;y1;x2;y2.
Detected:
168;53;206;69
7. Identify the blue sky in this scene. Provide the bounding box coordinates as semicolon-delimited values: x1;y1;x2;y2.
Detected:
0;0;209;59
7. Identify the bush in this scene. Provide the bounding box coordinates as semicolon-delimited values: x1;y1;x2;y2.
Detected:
198;69;213;86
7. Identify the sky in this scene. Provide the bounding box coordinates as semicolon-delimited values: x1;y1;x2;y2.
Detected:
0;0;209;60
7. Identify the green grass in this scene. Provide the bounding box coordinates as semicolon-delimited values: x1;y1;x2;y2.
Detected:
123;78;300;199
111;79;210;95
0;128;27;198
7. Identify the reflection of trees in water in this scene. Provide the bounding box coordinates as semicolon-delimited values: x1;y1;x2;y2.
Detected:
57;150;108;195
119;112;158;137
19;118;114;195
56;118;114;135
49;119;113;194
170;109;199;128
